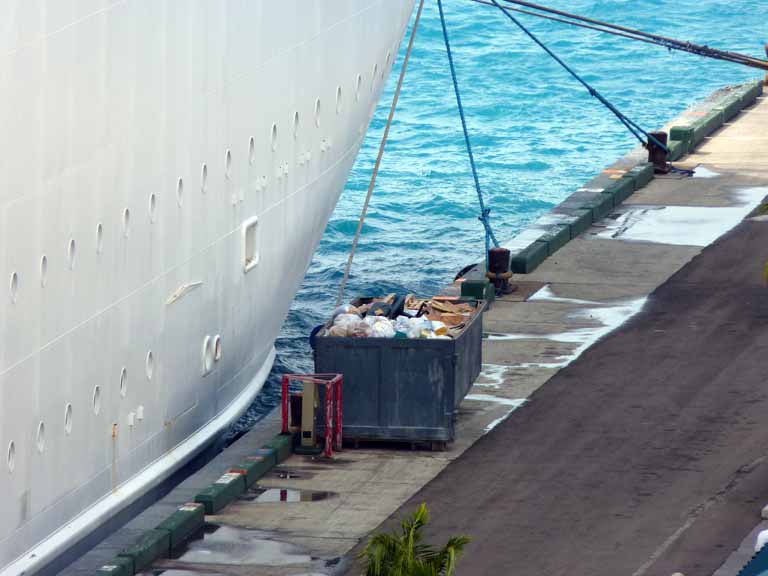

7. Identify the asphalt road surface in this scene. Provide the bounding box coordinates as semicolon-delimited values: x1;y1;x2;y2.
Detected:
358;214;768;576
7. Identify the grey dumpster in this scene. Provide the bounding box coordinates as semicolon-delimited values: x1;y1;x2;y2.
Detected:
313;302;484;446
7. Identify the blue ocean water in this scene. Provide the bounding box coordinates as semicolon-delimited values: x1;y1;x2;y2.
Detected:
230;0;767;434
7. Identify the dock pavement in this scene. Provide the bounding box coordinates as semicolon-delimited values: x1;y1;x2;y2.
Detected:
65;84;766;576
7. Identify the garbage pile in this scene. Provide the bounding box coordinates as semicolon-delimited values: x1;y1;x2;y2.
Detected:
321;294;478;339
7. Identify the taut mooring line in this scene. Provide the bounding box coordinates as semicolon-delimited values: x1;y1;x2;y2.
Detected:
336;0;426;308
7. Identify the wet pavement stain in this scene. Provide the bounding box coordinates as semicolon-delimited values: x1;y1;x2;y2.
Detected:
271;467;310;480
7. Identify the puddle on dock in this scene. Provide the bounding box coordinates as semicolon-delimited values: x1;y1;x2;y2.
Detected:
594;186;768;246
167;524;312;567
240;487;334;503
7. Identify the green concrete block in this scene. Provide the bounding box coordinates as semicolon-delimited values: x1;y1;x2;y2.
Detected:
667;139;685;162
625;162;654;190
194;472;247;514
117;529;170;573
714;95;743;123
669;125;693;154
95;556;134;576
461;278;489;300
604;176;635;204
156;503;205;550
581;192;614;221
539;225;571;256
252;447;278;468
510;241;548;274
739;81;762;107
692;110;723;146
263;434;293;464
232;454;275;488
568;208;593;238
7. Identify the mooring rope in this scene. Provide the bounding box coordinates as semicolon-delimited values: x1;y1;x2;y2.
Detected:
486;0;669;153
437;0;500;259
492;0;768;71
335;0;425;308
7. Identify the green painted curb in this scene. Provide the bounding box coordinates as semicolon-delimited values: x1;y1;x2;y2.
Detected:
669;126;693;154
194;472;247;515
539;224;570;256
567;208;594;238
232;454;275;488
117;528;170;573
510;241;548;274
460;279;494;302
625;162;654;189
714;95;742;123
692;110;723;146
95;556;134;576
739;81;762;107
604;176;634;204
461;278;490;300
667;139;685;162
156;503;205;550
581;192;614;221
264;434;293;464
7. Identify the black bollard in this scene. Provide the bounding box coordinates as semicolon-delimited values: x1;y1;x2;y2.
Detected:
487;247;514;295
648;131;670;174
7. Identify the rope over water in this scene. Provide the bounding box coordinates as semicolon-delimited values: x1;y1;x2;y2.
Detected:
486;0;669;154
335;0;426;308
486;0;768;72
437;0;500;260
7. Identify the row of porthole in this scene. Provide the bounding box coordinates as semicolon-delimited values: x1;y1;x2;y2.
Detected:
5;52;393;470
5;352;153;473
5;58;392;305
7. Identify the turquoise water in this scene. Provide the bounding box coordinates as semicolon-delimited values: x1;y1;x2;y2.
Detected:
232;0;767;430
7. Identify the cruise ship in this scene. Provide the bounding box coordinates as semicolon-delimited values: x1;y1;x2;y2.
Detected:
0;1;416;573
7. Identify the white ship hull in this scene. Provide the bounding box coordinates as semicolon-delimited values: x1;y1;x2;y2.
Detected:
0;1;415;573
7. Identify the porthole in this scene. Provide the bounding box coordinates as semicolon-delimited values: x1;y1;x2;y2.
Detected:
176;178;184;207
371;64;378;91
293;112;300;140
213;335;222;361
248;137;256;165
122;208;131;238
145;350;154;380
119;367;127;398
225;149;233;180
314;99;322;128
355;74;362;102
201;163;208;192
336;86;343;115
149;193;157;222
64;403;73;435
96;223;104;254
7;441;15;473
40;255;48;287
36;421;45;453
9;271;18;303
270;124;278;151
67;239;77;269
93;385;101;415
202;336;214;374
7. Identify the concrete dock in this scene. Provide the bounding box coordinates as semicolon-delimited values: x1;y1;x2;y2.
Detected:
66;83;766;576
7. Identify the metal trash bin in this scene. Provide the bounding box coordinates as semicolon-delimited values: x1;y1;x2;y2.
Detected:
313;301;484;446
